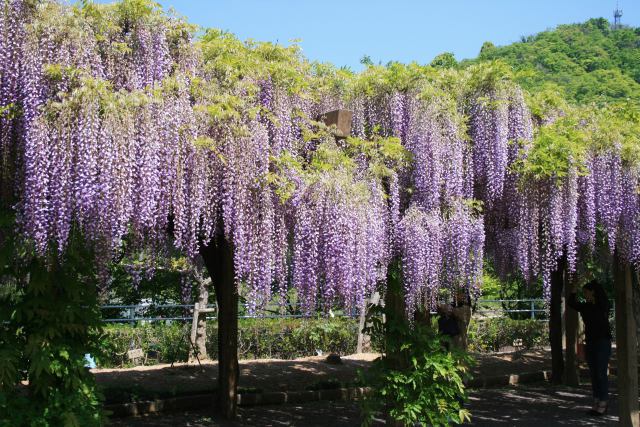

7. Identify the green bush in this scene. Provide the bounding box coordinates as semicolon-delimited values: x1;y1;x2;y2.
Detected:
98;316;549;368
467;318;548;352
234;317;358;360
99;316;359;368
99;322;190;368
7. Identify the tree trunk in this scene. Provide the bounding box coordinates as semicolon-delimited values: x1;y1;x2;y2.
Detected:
550;258;565;385
613;254;639;427
200;235;238;419
563;273;579;386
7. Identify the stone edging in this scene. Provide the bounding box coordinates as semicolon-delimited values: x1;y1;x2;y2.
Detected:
106;370;552;418
466;370;552;388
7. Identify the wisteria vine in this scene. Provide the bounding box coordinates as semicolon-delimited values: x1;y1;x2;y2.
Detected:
1;0;639;318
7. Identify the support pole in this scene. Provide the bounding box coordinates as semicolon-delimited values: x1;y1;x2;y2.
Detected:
357;292;380;354
190;302;201;357
614;255;639;427
356;305;366;354
564;274;579;386
201;235;238;419
189;273;214;361
550;258;565;385
384;259;406;427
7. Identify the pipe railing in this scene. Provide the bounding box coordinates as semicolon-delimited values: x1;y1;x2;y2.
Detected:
100;298;554;323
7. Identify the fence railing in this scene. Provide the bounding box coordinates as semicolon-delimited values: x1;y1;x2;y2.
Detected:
473;298;548;320
100;298;552;324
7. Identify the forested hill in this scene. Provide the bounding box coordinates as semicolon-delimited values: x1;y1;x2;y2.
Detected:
464;18;640;104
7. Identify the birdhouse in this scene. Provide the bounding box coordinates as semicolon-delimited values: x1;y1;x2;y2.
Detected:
318;109;353;139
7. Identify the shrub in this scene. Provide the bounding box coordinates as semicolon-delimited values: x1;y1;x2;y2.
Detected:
99;322;190;368
359;304;472;427
233;317;358;360
0;235;104;427
98;316;549;368
467;318;548;352
99;316;359;368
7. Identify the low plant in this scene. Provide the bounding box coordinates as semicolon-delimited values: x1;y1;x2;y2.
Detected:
359;303;473;427
467;317;548;352
0;225;104;427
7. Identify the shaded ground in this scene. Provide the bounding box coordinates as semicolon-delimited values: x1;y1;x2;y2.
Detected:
468;383;619;426
95;349;552;403
102;348;627;426
108;382;625;426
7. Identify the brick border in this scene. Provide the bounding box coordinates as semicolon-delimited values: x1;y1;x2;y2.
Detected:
466;370;552;388
107;393;215;418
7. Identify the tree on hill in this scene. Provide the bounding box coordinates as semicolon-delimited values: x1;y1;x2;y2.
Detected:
465;18;640;104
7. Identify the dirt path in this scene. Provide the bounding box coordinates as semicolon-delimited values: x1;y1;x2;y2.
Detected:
95;349;552;403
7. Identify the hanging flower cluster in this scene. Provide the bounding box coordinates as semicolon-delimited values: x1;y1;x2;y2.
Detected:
3;0;638;317
346;83;488;313
291;172;389;313
396;203;484;316
487;104;640;297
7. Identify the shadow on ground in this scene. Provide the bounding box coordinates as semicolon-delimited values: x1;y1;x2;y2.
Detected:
467;383;618;426
108;381;630;426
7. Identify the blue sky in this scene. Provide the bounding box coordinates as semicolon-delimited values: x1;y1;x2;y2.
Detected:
99;0;639;70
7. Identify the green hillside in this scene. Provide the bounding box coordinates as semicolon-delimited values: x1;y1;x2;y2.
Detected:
465;18;640;104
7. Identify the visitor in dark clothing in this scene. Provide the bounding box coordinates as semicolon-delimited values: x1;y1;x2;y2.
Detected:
567;280;612;416
437;289;472;351
437;303;460;351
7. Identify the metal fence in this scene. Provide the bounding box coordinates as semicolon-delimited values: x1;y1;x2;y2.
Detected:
100;302;362;323
473;298;548;320
101;304;210;323
100;298;552;324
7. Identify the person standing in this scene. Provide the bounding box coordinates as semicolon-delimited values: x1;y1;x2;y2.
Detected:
437;289;472;351
437;303;460;351
567;280;612;416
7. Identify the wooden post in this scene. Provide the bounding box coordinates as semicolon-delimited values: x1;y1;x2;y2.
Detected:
614;255;639;427
356;302;367;354
384;259;406;427
200;234;238;419
318;109;353;139
550;258;565;385
564;274;579;386
190;302;201;358
631;270;640;348
189;271;213;361
357;292;380;353
189;299;216;361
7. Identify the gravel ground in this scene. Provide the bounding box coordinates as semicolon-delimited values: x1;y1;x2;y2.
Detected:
108;382;625;426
